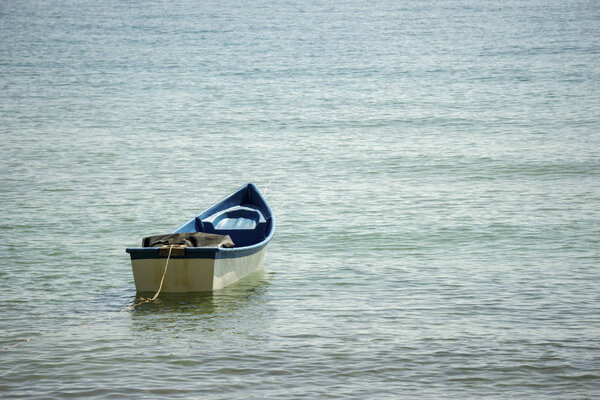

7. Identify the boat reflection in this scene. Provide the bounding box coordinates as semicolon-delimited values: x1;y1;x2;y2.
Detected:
127;269;273;335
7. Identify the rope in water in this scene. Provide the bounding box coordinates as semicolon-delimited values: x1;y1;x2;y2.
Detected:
263;177;274;197
0;245;175;352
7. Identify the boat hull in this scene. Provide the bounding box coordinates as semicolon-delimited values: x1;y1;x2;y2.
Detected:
126;183;274;293
131;246;267;293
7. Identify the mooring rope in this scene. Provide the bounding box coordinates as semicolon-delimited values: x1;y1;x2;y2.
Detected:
1;245;175;352
142;244;174;303
263;177;274;198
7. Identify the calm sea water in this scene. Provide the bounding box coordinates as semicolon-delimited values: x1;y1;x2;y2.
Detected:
1;0;599;398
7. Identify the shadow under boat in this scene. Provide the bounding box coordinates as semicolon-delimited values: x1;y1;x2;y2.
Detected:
128;268;272;316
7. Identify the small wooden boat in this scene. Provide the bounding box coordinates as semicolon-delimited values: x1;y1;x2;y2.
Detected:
126;183;275;293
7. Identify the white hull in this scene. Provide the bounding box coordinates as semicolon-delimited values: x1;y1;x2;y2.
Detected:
131;247;267;293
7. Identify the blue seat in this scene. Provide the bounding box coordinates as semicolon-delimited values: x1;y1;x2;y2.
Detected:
197;205;267;247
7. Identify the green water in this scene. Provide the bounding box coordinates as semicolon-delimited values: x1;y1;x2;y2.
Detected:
1;0;599;398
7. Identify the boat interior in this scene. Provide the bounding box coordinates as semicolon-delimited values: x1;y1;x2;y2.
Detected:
195;204;269;247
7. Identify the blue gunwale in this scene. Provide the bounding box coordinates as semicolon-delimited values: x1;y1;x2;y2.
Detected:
126;183;275;260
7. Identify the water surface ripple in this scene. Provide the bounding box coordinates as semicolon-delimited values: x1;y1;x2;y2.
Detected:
1;0;599;398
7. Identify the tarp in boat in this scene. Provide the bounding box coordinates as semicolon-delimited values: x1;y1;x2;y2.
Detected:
142;232;235;248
